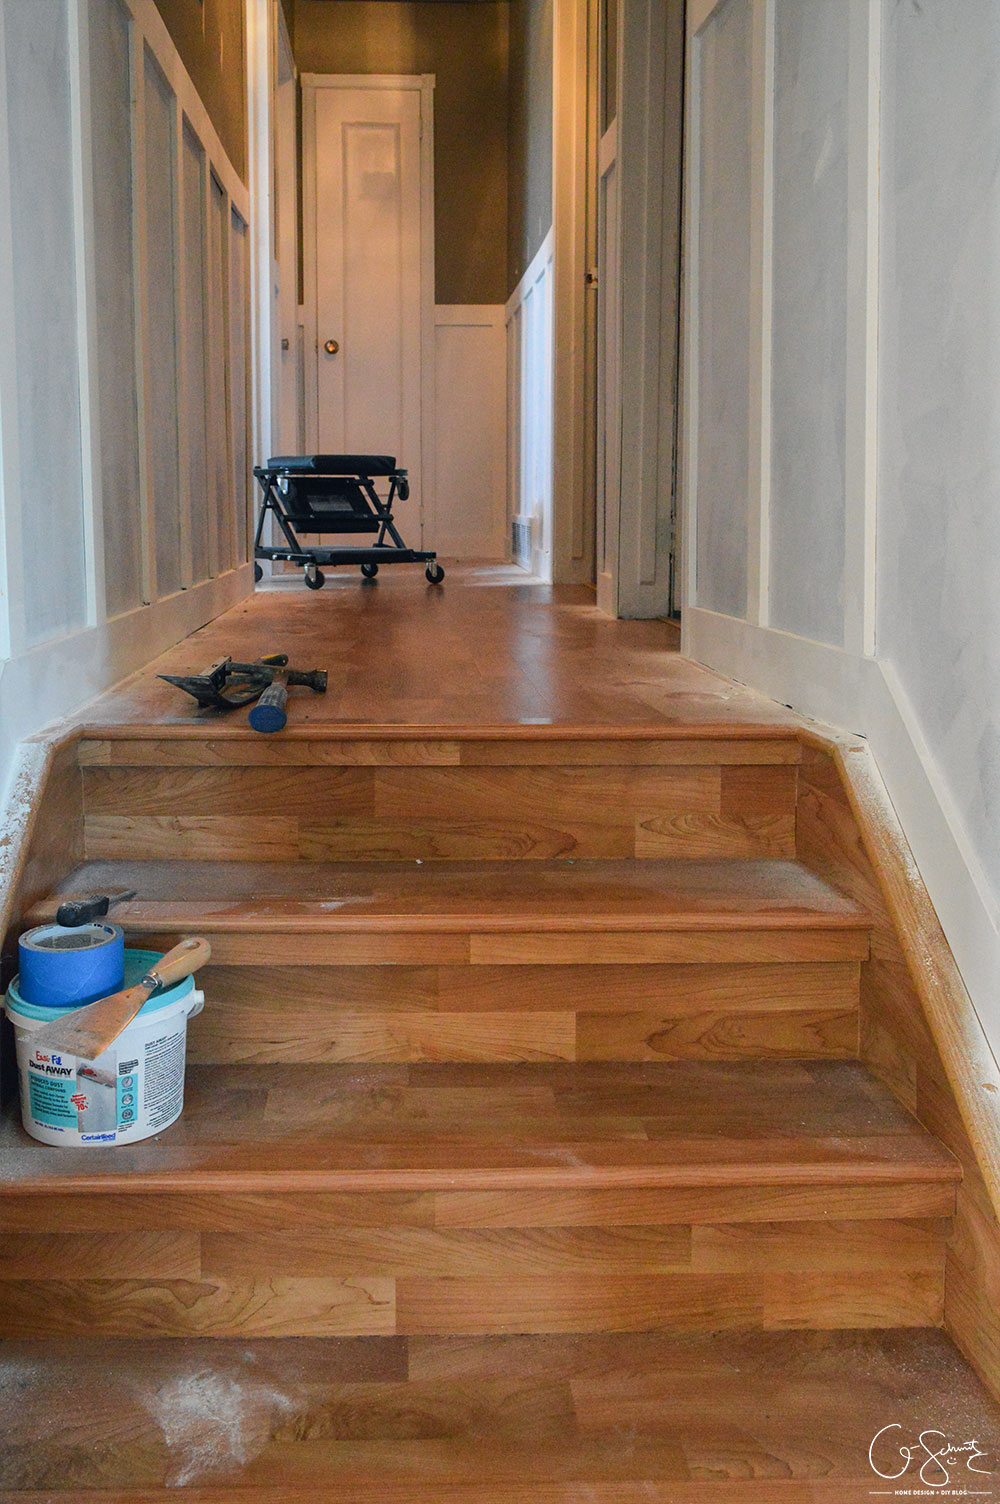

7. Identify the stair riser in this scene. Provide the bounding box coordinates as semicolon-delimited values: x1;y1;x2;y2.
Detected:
0;1216;946;1338
79;762;798;861
181;961;860;1064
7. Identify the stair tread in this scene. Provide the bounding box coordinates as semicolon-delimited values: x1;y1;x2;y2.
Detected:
2;1329;998;1498
0;1061;958;1194
34;858;867;932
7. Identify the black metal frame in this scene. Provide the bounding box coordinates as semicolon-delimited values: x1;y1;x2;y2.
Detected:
252;456;441;584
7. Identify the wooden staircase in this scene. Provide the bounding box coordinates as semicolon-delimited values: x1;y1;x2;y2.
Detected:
2;723;999;1497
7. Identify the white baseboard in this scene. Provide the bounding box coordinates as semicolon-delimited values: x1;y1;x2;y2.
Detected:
0;564;253;807
684;604;1000;1060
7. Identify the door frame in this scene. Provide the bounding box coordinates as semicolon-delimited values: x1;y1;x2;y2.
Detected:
247;0;280;470
301;73;436;536
553;0;684;613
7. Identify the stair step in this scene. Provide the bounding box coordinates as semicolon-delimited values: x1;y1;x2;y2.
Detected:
0;1062;958;1337
76;735;801;861
3;1329;998;1497
30;860;867;1063
35;857;869;958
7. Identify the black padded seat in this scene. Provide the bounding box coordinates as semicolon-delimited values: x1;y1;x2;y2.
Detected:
266;454;397;477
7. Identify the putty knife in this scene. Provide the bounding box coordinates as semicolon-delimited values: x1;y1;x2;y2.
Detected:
26;936;211;1062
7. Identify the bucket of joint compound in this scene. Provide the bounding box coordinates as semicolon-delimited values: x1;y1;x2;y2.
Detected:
4;949;204;1146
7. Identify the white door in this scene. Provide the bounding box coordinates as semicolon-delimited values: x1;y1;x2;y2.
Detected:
305;79;428;543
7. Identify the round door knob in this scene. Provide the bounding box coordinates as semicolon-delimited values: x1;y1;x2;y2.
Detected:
324;339;340;355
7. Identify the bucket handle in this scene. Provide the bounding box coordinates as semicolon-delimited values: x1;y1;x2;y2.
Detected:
186;989;205;1021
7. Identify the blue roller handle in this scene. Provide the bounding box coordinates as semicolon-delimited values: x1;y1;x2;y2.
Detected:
248;680;288;733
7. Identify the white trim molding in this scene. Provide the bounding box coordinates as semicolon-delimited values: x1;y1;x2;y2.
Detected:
551;0;594;585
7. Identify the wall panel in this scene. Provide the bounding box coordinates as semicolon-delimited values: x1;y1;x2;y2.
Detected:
90;0;143;618
433;308;507;559
3;0;87;646
182;120;210;584
229;210;251;564
692;0;752;618
143;48;183;598
208;174;233;575
878;0;1000;899
767;0;848;646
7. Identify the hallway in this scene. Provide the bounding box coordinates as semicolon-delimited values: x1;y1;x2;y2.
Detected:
74;564;772;732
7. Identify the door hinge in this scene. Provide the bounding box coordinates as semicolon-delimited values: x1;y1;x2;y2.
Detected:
585;268;599;288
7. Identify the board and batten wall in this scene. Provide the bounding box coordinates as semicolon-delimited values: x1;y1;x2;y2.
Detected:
0;0;253;810
682;0;1000;1060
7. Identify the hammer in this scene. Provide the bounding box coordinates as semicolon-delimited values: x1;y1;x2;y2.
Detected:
248;667;295;733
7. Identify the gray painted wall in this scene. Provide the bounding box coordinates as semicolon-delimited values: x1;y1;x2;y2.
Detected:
877;0;1000;897
767;0;847;647
508;0;553;292
693;0;751;618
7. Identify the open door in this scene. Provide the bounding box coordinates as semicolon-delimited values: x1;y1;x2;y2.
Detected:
592;0;684;619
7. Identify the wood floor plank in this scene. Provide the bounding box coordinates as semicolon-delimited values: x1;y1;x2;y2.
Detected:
575;1008;857;1060
201;1226;694;1280
0;1277;396;1338
3;1330;998;1497
0;1231;201;1280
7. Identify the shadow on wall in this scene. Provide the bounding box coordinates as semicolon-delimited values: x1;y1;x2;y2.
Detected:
293;0;511;305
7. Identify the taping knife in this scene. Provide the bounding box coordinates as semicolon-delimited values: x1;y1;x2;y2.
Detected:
27;937;211;1063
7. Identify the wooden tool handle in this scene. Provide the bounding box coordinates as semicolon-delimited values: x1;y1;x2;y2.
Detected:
146;936;211;989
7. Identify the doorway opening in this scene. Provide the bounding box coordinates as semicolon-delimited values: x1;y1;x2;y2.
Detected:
253;0;684;619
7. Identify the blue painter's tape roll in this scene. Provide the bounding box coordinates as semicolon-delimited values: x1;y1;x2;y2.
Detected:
17;922;125;1009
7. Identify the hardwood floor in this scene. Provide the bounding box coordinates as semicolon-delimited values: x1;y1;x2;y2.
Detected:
2;1330;999;1499
65;567;795;734
5;570;1000;1495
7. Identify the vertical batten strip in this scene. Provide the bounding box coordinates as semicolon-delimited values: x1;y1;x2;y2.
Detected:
131;31;157;606
0;3;22;659
67;0;106;630
747;0;775;627
216;180;235;574
174;97;193;591
202;155;219;578
844;0;881;658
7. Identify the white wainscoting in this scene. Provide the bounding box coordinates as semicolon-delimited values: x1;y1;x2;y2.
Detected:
0;0;252;802
505;228;554;579
681;0;1000;1062
431;306;507;560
